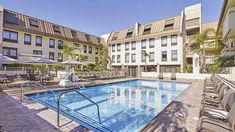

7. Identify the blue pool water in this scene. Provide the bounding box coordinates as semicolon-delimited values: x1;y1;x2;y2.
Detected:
27;80;191;132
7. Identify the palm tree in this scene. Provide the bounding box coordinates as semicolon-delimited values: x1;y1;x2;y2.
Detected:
61;44;77;60
141;50;149;71
189;28;224;72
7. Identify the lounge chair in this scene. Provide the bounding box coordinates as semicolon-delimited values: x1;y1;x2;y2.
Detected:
196;103;235;132
158;73;163;79
170;73;176;80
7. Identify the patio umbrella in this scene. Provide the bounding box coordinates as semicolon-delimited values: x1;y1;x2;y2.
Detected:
61;59;83;65
0;54;18;62
26;58;57;64
83;60;96;65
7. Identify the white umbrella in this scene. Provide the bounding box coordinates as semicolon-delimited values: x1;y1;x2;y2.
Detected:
26;58;57;64
0;54;18;62
83;60;96;65
61;59;83;65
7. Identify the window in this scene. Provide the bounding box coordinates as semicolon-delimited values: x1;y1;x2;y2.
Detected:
83;45;87;53
58;40;63;49
29;18;39;28
126;28;134;38
112;55;115;63
88;46;92;54
36;36;42;46
49;52;55;60
141;51;146;62
149;38;155;48
112;32;119;41
149;52;154;62
171;35;177;46
161;51;167;61
71;30;77;38
164;19;174;30
117;55;121;63
53;25;61;33
97;38;101;43
131;53;136;62
141;40;146;49
231;42;234;48
24;34;31;45
73;43;79;48
95;47;99;54
125;53;129;63
125;42;129;50
58;53;63;62
186;28;200;36
171;50;177;61
161;36;167;47
3;30;18;43
3;47;18;59
4;10;18;25
33;50;42;55
131;41;136;50
85;34;91;43
117;43;121;51
49;39;55;48
112;44;115;52
143;24;152;35
95;57;99;63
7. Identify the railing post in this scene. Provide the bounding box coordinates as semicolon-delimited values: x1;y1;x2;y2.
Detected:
21;84;23;103
57;97;60;127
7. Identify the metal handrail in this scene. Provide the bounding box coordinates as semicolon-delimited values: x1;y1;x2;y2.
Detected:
217;75;235;90
57;89;102;127
20;81;57;103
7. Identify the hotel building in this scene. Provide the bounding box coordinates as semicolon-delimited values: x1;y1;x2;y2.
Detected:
106;4;216;76
0;6;105;64
217;0;235;56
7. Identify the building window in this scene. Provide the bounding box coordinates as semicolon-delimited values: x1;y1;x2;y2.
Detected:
161;51;167;61
85;34;91;43
171;50;177;61
97;38;101;43
141;40;146;49
112;32;119;41
125;53;129;63
58;40;63;49
83;45;87;53
33;50;42;55
36;36;42;46
164;19;174;30
71;30;77;38
125;42;129;51
143;24;152;35
131;53;136;62
161;36;167;47
3;30;18;43
3;10;18;25
95;48;99;54
49;39;55;48
131;41;136;50
126;28;134;38
58;53;63;62
29;18;39;28
117;43;121;51
88;46;92;54
141;51;146;62
149;38;155;48
3;47;18;59
53;25;61;33
117;55;121;63
112;44;116;52
49;52;55;60
95;57;99;63
24;34;31;45
112;55;115;63
149;52;154;62
171;35;177;46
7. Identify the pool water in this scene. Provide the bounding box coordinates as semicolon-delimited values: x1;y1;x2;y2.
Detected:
27;80;191;132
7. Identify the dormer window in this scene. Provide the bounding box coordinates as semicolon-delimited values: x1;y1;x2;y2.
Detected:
126;28;134;38
112;32;119;41
85;34;91;43
29;18;39;28
97;38;101;43
4;10;19;25
53;25;61;33
71;30;77;38
164;18;175;30
143;24;152;35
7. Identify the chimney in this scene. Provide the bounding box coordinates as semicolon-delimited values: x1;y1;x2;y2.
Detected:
134;23;141;36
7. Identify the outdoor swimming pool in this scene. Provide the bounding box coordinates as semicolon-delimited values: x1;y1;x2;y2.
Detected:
27;80;191;132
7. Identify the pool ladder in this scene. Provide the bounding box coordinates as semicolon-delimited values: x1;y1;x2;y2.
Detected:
20;81;102;128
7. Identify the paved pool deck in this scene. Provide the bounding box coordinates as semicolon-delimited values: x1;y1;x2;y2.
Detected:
0;78;203;132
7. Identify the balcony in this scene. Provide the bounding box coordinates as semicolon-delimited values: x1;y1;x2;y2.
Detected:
223;7;235;40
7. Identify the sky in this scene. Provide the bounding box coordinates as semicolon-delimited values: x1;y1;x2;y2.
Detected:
0;0;224;36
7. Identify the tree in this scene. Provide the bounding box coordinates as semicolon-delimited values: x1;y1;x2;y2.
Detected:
141;50;149;71
207;55;235;73
62;44;76;60
99;44;109;70
189;28;224;72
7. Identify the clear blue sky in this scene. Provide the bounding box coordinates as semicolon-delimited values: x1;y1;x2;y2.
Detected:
0;0;224;36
